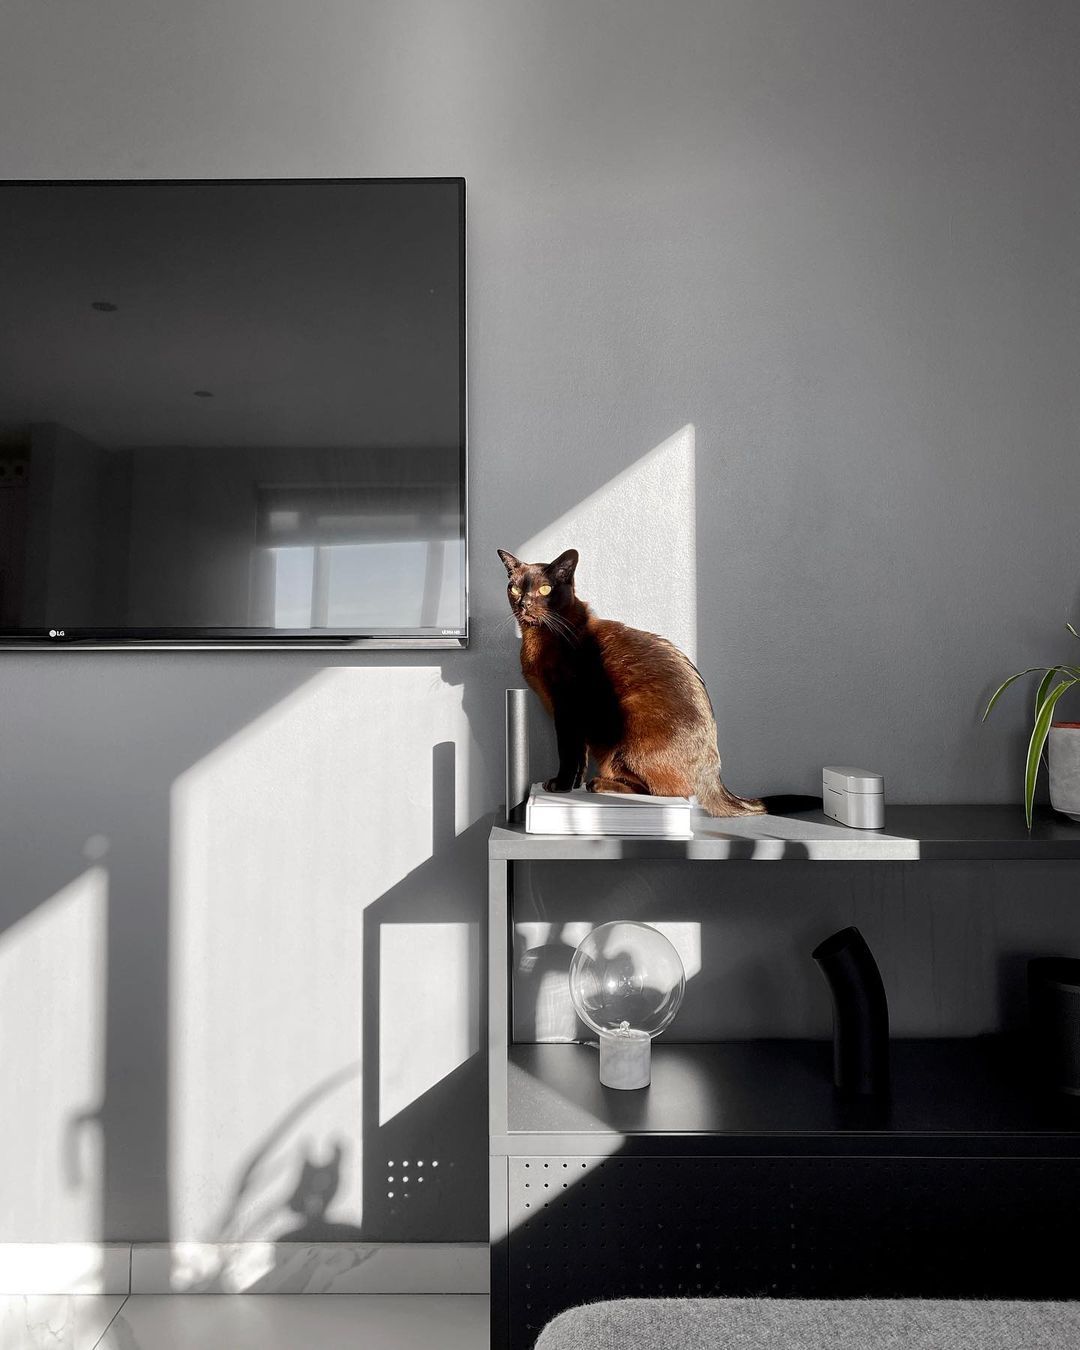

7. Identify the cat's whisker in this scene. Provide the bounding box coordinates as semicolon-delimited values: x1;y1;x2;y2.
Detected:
541;610;579;645
542;615;579;647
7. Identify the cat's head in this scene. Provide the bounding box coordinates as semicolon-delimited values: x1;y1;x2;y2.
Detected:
286;1143;343;1219
497;548;578;629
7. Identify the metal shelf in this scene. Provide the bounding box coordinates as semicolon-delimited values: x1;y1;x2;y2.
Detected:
490;805;1080;861
487;809;1080;1346
497;1038;1080;1157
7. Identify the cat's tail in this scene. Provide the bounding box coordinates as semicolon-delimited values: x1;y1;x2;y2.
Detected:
698;776;768;818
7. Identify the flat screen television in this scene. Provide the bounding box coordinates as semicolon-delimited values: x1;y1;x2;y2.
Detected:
0;178;467;647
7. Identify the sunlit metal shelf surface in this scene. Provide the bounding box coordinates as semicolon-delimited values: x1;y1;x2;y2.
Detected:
489;805;1080;862
500;1039;1080;1157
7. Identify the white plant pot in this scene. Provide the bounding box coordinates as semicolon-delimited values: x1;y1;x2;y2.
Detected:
1048;724;1080;822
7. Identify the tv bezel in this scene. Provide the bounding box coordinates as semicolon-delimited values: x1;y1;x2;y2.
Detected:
0;175;469;650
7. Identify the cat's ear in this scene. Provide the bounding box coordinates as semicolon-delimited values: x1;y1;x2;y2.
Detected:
497;549;521;575
548;549;579;584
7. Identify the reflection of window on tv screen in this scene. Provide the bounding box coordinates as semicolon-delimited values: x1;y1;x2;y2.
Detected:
255;483;464;632
0;178;467;646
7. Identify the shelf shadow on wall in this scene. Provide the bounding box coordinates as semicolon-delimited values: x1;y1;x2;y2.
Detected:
359;739;488;1241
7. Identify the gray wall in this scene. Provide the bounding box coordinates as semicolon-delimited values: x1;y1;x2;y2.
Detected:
1;1;1079;1246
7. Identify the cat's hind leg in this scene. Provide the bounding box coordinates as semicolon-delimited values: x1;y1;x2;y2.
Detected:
586;751;649;796
585;777;645;793
637;766;697;799
586;770;650;796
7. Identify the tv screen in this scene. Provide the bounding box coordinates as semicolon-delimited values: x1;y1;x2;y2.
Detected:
0;178;467;647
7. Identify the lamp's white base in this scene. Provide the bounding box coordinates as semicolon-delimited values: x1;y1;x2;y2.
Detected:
599;1028;651;1089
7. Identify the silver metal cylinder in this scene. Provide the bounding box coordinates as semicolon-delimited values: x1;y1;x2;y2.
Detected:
505;688;530;824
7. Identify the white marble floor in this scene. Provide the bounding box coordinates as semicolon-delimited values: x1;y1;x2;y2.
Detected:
0;1293;490;1349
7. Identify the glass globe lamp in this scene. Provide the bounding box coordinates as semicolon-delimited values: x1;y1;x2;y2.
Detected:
568;921;686;1089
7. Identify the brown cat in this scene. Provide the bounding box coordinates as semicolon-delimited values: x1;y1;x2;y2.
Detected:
498;547;765;816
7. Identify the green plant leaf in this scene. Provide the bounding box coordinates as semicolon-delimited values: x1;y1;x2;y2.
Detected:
985;666;1080;720
1033;670;1080;768
1024;677;1076;830
1068;622;1080;641
1034;667;1057;719
983;667;1047;720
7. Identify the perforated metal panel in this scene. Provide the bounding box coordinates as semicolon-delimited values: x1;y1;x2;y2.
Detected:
505;1154;1080;1349
508;1154;799;1343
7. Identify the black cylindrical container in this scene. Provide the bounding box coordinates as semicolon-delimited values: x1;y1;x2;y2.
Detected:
1028;957;1080;1096
812;925;890;1097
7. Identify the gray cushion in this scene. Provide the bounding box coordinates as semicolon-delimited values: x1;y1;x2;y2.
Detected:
534;1298;1080;1350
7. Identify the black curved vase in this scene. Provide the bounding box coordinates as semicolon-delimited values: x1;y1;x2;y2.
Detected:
812;925;890;1097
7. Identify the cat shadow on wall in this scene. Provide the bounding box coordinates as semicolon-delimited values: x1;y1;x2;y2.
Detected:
173;1069;365;1290
214;1139;373;1294
276;1141;366;1242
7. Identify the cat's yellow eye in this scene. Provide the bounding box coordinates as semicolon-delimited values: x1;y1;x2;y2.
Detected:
510;585;521;596
538;584;552;596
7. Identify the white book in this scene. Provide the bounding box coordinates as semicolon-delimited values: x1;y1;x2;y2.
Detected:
525;783;694;838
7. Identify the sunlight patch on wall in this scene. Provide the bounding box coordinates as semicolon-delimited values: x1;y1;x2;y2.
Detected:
651;922;702;981
169;666;469;1241
518;424;697;660
0;868;106;1241
379;922;480;1126
165;429;698;1243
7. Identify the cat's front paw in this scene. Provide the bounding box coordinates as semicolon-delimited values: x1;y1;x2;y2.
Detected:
543;776;574;793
